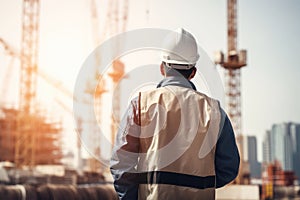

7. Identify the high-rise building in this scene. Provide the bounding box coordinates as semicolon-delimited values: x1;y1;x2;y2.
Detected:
263;130;271;163
247;136;261;178
271;123;293;170
291;123;300;183
270;124;285;168
263;122;300;183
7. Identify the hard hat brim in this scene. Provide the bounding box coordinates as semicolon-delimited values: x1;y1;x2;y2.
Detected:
163;61;196;70
162;59;196;65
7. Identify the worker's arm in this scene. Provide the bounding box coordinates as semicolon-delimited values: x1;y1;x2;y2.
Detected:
110;98;140;200
215;110;240;188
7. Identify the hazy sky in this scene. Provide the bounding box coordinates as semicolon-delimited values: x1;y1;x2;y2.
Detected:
0;0;299;161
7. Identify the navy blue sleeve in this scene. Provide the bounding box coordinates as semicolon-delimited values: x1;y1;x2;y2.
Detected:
215;115;240;188
113;173;139;200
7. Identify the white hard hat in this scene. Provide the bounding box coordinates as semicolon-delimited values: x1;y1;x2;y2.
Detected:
161;28;200;69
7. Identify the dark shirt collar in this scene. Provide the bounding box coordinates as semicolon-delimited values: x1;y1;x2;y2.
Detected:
157;76;197;90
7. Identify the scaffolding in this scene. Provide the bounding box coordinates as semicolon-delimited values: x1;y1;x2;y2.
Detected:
0;107;63;165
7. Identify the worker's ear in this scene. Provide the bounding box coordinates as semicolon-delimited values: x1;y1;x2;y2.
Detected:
189;67;197;80
160;63;165;76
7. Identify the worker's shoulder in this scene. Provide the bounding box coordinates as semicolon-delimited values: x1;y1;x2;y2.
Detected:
141;86;219;104
194;89;219;102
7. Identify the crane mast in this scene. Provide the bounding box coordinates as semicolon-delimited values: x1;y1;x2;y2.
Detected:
85;0;107;173
106;0;128;148
15;0;40;168
225;0;245;136
84;0;128;172
216;0;249;184
19;0;40;115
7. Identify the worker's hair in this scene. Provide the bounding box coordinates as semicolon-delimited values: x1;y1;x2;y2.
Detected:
162;62;196;79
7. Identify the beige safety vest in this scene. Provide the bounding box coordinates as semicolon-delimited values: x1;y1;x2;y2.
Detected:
137;86;222;200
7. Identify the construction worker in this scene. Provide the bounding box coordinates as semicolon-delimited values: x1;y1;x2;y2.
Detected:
110;28;240;200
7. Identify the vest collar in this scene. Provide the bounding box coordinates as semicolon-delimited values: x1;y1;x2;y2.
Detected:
157;76;197;90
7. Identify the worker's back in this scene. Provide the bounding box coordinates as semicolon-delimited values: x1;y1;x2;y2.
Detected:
137;85;221;200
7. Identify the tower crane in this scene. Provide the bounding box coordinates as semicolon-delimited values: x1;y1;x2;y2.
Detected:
15;0;40;169
105;0;129;148
86;0;129;163
83;0;108;173
215;0;249;184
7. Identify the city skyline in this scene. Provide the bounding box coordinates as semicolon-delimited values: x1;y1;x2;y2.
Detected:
262;122;300;182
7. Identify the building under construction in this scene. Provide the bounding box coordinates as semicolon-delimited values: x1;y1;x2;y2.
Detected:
0;107;62;165
0;0;64;171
